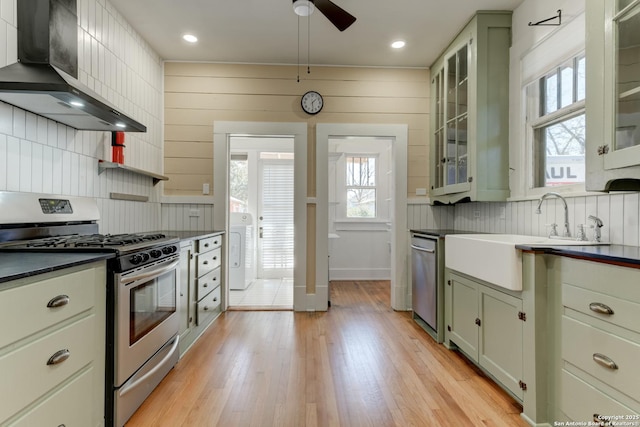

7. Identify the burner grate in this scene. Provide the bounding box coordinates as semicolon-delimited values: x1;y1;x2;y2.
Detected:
24;233;168;248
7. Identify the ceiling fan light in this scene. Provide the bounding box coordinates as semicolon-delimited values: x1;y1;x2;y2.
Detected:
293;0;315;17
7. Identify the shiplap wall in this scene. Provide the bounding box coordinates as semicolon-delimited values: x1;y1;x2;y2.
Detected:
0;0;164;233
163;62;430;197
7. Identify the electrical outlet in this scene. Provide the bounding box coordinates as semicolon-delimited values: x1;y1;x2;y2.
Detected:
189;209;200;217
202;183;210;195
473;210;481;219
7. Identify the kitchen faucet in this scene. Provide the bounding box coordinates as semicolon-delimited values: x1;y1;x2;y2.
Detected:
588;215;604;242
535;192;571;238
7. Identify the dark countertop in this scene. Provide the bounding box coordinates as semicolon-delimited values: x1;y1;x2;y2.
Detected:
516;243;640;267
159;230;224;242
410;229;479;238
0;252;114;285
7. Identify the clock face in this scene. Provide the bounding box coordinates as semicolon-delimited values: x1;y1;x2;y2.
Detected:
301;91;323;115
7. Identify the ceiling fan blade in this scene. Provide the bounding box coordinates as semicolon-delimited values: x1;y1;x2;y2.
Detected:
313;0;356;31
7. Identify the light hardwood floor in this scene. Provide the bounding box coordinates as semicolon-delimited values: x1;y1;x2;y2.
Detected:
126;281;528;426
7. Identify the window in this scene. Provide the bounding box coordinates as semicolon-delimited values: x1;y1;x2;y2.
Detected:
528;54;586;188
345;156;376;218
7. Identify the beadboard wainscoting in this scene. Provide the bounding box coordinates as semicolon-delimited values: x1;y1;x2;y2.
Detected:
161;203;215;232
0;0;164;234
407;194;639;248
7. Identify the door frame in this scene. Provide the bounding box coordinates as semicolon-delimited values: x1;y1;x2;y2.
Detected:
214;122;307;311
316;124;409;310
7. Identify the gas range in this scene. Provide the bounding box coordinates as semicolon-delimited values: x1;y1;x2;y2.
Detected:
0;192;179;272
1;232;180;272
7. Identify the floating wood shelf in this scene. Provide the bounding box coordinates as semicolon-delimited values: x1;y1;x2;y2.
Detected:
98;160;168;185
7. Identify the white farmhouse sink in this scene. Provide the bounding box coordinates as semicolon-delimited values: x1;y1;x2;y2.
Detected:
445;234;609;291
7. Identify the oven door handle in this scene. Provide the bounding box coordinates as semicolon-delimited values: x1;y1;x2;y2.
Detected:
121;258;180;285
118;335;180;398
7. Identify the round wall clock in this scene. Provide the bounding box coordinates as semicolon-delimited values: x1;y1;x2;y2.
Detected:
301;91;324;115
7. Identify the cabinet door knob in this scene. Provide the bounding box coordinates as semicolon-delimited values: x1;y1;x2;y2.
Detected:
204;243;209;248
475;318;481;326
203;260;208;265
213;256;217;261
593;353;618;370
589;302;614;315
47;349;70;366
47;295;70;308
204;306;209;311
204;283;208;288
213;297;218;302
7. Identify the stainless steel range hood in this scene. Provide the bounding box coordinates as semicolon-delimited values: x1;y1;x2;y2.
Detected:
0;0;146;132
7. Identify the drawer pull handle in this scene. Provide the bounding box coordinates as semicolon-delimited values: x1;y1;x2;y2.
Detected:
213;296;218;302
203;261;208;265
47;349;70;366
204;243;209;248
214;240;219;245
213;256;217;261
589;302;614;315
204;283;208;288
47;295;70;308
204;306;209;311
593;353;618;370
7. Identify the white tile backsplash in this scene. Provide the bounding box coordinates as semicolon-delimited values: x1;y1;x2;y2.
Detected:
0;0;164;234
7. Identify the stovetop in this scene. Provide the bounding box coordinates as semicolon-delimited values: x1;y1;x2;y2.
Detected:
19;233;170;249
0;232;180;272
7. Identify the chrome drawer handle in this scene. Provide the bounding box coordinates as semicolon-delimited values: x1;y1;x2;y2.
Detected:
47;295;70;308
47;349;70;366
593;353;618;370
589;302;614;315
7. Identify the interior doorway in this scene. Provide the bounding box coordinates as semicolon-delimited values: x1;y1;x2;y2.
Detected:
227;136;294;309
316;124;408;311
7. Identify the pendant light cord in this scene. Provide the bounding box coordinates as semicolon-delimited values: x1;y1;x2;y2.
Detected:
297;15;300;82
307;13;311;74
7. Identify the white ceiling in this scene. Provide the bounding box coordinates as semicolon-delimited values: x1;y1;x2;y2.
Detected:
109;0;524;68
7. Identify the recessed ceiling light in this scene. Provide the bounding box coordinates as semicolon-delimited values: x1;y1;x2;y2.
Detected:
391;40;406;49
183;34;198;43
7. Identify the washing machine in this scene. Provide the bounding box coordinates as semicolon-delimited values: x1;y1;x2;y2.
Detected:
229;212;255;290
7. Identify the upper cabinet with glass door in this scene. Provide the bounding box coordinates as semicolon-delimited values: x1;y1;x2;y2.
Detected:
586;0;640;191
429;12;512;204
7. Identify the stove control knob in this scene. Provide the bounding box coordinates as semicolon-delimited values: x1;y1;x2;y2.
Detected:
141;253;150;262
150;249;162;258
130;254;144;265
163;246;177;254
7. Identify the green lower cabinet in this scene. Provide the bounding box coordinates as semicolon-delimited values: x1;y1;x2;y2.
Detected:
447;272;524;401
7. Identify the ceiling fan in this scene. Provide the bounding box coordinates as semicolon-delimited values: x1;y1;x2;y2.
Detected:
292;0;357;31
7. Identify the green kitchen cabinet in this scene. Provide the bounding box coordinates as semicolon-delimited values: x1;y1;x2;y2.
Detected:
586;0;640;191
178;233;224;356
429;11;512;204
446;271;524;401
548;256;640;421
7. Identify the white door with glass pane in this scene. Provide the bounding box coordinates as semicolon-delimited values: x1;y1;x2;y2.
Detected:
258;158;294;278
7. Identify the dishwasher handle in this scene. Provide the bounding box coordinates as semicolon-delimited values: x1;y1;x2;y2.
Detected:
411;244;435;253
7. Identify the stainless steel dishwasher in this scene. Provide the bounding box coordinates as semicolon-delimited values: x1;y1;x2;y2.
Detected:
411;233;438;337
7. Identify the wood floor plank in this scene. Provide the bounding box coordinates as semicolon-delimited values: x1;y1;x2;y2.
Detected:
126;281;529;427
